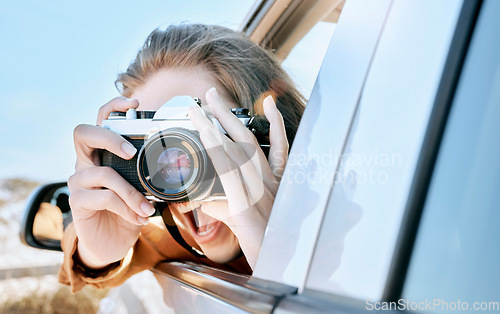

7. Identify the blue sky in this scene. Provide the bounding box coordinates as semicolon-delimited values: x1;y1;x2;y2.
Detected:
0;0;256;182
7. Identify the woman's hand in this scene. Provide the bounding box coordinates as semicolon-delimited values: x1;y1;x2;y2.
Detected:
68;97;155;269
188;88;289;268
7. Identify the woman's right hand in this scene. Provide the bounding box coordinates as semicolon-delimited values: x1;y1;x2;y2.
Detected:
67;97;155;270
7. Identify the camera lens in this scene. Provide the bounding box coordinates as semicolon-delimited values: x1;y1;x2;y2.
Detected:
137;128;215;202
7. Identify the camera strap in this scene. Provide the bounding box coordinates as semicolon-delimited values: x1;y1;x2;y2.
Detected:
158;203;206;258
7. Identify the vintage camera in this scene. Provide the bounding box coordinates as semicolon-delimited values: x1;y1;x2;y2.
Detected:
101;96;268;203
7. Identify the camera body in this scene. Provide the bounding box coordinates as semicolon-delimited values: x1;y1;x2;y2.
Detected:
101;96;256;203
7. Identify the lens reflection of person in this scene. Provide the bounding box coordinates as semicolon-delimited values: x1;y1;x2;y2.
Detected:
59;24;305;292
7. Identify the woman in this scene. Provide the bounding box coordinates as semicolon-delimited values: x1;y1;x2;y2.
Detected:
59;24;304;292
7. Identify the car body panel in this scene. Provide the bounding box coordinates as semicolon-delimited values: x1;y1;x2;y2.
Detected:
305;0;463;301
253;0;392;290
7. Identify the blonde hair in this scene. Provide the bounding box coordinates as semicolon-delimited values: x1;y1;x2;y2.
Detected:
116;24;305;145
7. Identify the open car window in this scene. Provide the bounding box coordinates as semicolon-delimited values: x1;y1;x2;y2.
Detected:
281;21;336;100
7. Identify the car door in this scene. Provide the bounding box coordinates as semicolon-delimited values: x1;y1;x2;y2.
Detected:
275;0;499;312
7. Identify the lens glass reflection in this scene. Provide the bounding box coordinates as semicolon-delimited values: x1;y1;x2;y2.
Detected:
157;147;191;184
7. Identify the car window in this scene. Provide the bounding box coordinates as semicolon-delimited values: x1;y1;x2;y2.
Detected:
304;0;463;301
281;21;336;100
402;0;500;310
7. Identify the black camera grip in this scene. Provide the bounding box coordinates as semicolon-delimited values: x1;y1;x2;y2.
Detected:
100;138;146;193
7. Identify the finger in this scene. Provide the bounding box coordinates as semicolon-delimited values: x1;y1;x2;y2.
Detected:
189;104;249;178
197;200;230;223
191;97;275;190
188;103;217;134
96;97;139;126
173;201;202;214
74;124;137;170
198;130;247;197
69;189;148;225
68;167;155;217
199;128;270;214
206;88;276;184
206;87;259;148
196;126;255;211
263;95;289;180
190;104;271;201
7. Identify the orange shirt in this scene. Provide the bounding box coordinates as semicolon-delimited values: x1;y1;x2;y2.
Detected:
58;216;252;293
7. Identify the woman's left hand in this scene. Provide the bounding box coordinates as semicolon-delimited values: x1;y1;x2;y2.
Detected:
188;87;289;269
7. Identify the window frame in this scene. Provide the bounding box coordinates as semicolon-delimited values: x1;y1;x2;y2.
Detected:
241;0;345;60
382;0;482;302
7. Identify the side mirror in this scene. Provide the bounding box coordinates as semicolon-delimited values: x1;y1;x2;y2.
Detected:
20;182;72;252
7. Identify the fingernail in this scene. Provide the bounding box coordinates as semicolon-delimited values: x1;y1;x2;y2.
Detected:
264;95;275;106
189;105;201;112
263;95;276;115
137;216;149;225
121;142;137;157
140;202;155;216
130;99;140;107
122;96;139;104
208;87;218;97
190;104;207;118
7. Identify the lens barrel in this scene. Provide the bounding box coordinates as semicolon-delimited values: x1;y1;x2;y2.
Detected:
137;128;215;202
101;129;215;203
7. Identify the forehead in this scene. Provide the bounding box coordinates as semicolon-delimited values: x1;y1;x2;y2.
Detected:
131;66;236;111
